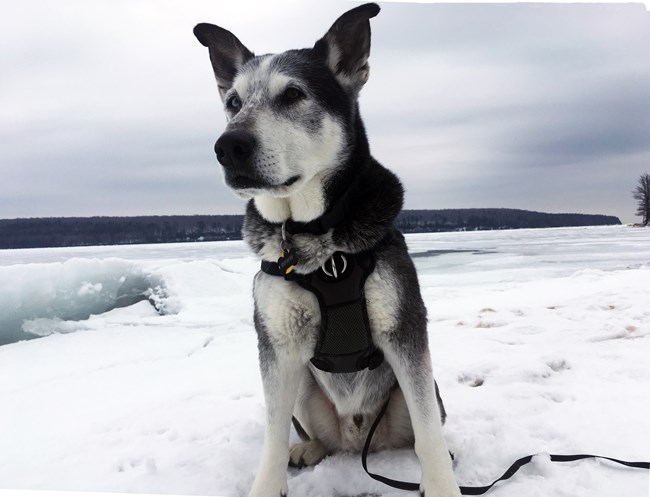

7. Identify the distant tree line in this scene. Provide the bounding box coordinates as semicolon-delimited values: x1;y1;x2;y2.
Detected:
396;208;620;233
0;215;244;249
0;209;621;250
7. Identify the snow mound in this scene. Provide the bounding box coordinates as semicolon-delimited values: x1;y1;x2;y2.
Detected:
0;258;169;345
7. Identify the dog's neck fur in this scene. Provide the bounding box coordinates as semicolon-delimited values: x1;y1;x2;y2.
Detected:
253;172;330;224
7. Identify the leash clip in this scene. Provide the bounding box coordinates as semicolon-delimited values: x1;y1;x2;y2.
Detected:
277;221;298;277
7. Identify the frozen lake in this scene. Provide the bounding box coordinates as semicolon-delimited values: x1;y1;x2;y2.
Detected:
1;225;647;347
0;225;648;496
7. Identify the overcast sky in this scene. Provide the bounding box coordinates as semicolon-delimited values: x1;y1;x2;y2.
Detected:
2;1;649;223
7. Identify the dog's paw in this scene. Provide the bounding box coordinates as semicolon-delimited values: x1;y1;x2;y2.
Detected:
248;484;288;497
420;489;462;497
289;439;328;468
419;480;462;497
248;473;288;497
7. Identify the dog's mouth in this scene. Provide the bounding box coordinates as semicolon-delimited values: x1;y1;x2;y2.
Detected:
226;174;301;192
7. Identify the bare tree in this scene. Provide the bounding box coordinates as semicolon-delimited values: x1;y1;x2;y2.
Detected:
633;173;650;226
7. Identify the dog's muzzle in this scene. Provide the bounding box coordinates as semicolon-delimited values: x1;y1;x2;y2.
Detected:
215;130;255;171
214;130;300;191
214;130;265;190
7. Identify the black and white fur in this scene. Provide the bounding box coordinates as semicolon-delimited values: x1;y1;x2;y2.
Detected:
194;4;461;496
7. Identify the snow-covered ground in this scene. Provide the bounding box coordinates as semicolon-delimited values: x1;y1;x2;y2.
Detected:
0;225;648;497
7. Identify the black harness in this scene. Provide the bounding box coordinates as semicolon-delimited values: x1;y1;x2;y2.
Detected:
259;206;384;374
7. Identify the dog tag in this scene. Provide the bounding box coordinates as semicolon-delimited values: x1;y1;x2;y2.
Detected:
277;247;298;276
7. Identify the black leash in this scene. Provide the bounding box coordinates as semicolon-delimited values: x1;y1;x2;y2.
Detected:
362;399;650;495
456;454;649;496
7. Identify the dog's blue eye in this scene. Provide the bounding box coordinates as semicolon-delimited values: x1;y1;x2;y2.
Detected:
226;95;242;112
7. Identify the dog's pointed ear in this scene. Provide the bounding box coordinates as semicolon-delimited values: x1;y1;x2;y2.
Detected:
194;23;254;100
314;3;380;93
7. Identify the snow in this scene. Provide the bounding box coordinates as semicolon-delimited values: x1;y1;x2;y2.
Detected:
0;225;648;497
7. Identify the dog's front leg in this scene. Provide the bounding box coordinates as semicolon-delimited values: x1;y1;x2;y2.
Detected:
383;346;462;497
249;343;304;497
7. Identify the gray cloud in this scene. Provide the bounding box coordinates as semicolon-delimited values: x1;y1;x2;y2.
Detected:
361;3;650;223
1;1;649;223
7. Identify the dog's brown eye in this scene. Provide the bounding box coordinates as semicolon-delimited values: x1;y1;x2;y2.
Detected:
283;87;305;102
226;95;242;112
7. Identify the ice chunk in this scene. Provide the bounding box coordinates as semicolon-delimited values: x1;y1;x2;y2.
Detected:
0;258;169;345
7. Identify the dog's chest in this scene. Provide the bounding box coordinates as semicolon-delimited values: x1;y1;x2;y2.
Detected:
253;259;400;354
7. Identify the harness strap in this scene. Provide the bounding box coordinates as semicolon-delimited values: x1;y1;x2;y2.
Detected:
260;259;284;277
298;251;383;373
362;397;650;495
260;251;384;373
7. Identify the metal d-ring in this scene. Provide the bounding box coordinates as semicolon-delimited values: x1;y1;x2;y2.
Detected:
280;221;292;253
322;253;348;279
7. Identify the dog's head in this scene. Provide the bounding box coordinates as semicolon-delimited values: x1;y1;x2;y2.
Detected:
194;3;380;202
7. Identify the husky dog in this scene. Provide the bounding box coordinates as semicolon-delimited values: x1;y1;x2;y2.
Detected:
194;4;461;497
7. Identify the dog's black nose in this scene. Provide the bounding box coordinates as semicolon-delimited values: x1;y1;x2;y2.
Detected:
215;131;256;169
